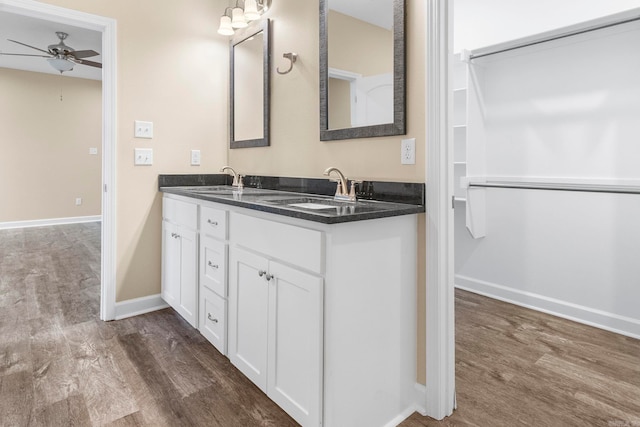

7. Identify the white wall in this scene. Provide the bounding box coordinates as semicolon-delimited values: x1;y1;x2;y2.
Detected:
454;0;640;52
454;5;640;338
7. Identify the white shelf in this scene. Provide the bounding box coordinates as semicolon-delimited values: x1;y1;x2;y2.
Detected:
454;197;467;203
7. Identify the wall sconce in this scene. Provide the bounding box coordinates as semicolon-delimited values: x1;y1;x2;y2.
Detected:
217;0;271;36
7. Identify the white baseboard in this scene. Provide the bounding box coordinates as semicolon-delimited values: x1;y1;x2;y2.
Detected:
413;382;428;416
383;405;420;427
381;383;428;427
0;215;102;230
114;294;169;320
455;274;640;340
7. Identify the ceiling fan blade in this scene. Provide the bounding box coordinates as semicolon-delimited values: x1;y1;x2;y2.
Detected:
71;49;99;59
7;39;51;55
76;59;102;68
0;52;51;58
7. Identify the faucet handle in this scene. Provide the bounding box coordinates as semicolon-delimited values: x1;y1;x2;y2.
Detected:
349;180;362;200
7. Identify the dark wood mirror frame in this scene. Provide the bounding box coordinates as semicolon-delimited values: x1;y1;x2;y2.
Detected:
319;0;406;141
230;19;271;149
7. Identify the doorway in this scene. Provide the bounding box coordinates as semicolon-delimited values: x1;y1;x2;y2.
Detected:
0;0;116;320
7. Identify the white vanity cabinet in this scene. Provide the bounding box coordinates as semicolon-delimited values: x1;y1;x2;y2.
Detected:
229;214;324;427
199;204;229;354
161;192;418;427
161;197;198;328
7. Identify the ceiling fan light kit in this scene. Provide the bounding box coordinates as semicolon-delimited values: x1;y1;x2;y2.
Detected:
48;56;74;72
1;31;102;74
217;0;271;36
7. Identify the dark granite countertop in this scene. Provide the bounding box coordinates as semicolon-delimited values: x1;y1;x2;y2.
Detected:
159;174;425;224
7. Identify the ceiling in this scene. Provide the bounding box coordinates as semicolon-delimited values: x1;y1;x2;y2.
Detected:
0;11;102;81
329;0;393;30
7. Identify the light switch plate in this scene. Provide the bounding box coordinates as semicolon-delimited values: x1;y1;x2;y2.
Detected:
89;147;98;155
134;148;153;165
401;138;416;165
191;149;201;166
134;120;153;139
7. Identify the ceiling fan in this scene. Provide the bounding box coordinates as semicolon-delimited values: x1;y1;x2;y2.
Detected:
0;31;101;73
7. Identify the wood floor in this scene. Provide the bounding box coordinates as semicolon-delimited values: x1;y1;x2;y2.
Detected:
404;290;640;427
1;224;639;426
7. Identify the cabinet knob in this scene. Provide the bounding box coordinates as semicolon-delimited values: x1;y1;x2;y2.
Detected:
207;261;219;269
171;232;180;239
258;270;266;277
207;313;218;323
265;273;274;281
207;219;218;226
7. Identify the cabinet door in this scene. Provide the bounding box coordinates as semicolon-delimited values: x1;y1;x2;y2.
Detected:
228;248;269;391
267;261;323;427
161;220;180;309
177;227;198;328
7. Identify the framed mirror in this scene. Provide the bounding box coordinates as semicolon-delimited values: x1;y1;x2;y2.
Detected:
319;0;405;141
230;19;270;149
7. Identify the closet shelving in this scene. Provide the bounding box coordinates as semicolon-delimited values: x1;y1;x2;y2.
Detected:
452;52;468;203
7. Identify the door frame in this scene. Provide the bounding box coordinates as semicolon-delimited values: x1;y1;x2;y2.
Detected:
424;0;456;420
0;0;117;320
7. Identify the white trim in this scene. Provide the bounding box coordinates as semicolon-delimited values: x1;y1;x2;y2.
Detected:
413;383;428;416
114;294;169;320
0;215;101;230
383;405;421;427
0;0;118;322
424;0;456;420
327;67;362;81
455;275;640;340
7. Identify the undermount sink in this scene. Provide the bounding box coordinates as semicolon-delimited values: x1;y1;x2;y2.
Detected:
179;186;272;195
264;197;354;208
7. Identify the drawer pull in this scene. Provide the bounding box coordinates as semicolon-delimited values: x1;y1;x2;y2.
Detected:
207;219;218;226
171;232;180;239
207;261;219;269
207;313;219;323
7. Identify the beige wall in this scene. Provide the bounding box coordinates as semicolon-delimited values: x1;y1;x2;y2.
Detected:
228;0;424;182
0;68;101;222
37;0;427;384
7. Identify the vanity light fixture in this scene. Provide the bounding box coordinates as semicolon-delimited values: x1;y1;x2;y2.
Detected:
217;0;272;36
231;6;248;28
217;8;235;36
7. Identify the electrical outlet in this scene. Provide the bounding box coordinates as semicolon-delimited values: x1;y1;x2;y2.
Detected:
191;149;201;166
89;147;98;155
401;138;416;165
75;197;82;206
134;148;153;165
134;120;154;139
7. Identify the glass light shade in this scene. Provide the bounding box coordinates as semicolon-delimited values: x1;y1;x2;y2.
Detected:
47;57;74;72
243;0;260;21
217;15;235;36
231;7;248;28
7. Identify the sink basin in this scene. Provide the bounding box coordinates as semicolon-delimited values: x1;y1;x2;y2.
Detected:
264;197;353;207
178;186;274;196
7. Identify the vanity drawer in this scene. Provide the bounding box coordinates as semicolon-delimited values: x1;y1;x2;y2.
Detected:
230;212;323;274
163;196;197;229
199;288;226;355
200;235;227;297
200;205;227;239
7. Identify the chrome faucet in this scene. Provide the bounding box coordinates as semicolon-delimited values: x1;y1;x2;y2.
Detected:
220;166;243;189
323;167;359;202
